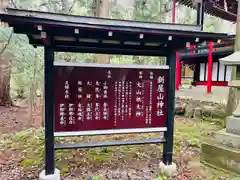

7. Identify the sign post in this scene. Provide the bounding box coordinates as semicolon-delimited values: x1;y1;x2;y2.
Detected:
40;38;61;180
162;52;176;166
44;42;55;175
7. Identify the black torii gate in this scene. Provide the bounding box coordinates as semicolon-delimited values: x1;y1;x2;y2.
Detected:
0;8;228;177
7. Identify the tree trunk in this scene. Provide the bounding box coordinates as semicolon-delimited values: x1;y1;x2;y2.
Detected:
62;0;69;13
96;0;110;64
28;53;38;124
96;0;109;17
0;52;12;106
226;1;240;115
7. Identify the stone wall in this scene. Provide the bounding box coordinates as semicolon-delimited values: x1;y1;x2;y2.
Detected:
175;97;226;125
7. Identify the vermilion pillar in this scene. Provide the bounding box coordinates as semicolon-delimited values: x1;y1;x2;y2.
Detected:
179;62;182;85
176;52;180;90
207;42;213;93
189;44;195;54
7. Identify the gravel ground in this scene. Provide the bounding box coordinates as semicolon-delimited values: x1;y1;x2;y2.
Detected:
0;163;24;180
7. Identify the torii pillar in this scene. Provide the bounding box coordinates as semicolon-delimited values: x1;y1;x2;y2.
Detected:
207;41;213;93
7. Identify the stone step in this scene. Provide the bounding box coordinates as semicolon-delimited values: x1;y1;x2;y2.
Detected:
226;116;240;136
214;129;240;149
201;141;240;174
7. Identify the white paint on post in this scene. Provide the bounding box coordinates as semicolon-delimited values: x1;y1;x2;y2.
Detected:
74;28;79;34
108;31;113;36
37;25;43;31
41;31;47;39
39;168;60;180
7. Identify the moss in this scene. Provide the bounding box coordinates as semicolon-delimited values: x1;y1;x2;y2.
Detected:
202;117;225;128
20;158;37;168
0;118;226;177
153;176;167;180
101;146;115;153
211;109;227;119
92;176;100;180
85;152;108;164
61;167;70;175
201;142;240;174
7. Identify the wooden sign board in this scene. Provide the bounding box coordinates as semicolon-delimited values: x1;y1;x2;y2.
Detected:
54;62;169;136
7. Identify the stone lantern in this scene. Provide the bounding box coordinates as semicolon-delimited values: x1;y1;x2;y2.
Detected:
219;52;240;119
201;51;240;174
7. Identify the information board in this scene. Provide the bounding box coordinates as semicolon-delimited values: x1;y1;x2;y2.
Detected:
54;62;169;135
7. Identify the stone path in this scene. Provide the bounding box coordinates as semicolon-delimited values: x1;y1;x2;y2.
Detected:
176;86;229;104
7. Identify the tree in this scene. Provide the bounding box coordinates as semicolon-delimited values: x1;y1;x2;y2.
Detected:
0;28;13;106
0;51;12;106
95;0;110;64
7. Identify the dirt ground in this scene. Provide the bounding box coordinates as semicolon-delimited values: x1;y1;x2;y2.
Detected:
0;102;239;180
0;102;42;135
0;103;42;180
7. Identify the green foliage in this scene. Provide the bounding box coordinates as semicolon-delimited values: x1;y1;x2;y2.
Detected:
4;128;45;168
173;119;220;152
1;0;232;102
133;0;171;22
153;175;167;180
92;176;99;180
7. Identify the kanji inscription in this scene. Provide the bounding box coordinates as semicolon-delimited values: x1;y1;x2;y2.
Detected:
54;63;169;132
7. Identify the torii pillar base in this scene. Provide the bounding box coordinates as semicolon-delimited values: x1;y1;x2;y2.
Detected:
39;169;60;180
159;162;177;176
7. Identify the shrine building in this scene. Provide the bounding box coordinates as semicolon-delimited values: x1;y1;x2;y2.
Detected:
177;36;236;92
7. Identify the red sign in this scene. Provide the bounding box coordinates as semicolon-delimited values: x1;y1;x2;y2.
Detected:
54;62;169;135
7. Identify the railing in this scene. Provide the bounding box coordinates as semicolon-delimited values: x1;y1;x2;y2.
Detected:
180;43;233;56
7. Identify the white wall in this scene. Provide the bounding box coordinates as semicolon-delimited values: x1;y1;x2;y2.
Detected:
199;62;229;81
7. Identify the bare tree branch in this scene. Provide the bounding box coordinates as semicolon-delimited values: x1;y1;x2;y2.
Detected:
0;30;13;56
69;0;78;13
10;0;18;8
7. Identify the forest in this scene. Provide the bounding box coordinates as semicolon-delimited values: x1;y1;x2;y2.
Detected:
0;0;234;111
0;1;239;179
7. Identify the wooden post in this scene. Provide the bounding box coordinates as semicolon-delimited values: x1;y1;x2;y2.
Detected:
207;42;213;93
226;0;240;115
163;52;176;165
44;37;55;175
176;52;180;90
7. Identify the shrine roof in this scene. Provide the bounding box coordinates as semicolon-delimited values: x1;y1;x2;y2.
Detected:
177;0;237;22
0;8;229;56
180;42;234;62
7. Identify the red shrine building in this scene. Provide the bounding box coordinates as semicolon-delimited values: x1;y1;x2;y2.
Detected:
176;37;235;93
171;0;237;93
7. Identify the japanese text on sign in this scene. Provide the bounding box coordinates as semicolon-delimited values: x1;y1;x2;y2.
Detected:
54;63;169;132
